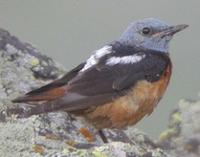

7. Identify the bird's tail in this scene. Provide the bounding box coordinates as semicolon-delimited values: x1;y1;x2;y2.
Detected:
9;100;62;118
11;85;67;117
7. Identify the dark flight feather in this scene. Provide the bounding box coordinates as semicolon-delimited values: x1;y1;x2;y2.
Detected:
12;62;85;103
27;62;85;95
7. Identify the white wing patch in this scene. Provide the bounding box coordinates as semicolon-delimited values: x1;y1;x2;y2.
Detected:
80;45;112;72
106;54;146;66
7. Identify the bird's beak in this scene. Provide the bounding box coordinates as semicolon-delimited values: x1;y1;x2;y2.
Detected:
157;24;189;38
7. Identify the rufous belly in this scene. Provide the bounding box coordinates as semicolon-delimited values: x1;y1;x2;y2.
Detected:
84;65;172;130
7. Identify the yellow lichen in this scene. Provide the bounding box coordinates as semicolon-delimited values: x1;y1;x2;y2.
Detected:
62;148;70;154
171;112;182;124
159;128;176;141
92;150;107;157
74;149;88;156
31;58;39;66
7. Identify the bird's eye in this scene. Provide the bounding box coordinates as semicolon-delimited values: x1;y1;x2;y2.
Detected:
142;27;151;35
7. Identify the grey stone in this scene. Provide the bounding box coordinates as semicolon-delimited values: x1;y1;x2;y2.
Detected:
159;99;200;157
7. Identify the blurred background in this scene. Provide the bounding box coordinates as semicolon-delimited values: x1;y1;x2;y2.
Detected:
0;0;199;138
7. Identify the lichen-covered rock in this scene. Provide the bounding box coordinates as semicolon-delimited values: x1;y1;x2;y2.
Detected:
0;28;65;115
0;28;177;157
159;99;200;157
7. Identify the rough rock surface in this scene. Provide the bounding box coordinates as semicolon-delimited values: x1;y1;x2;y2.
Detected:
159;99;200;157
0;28;198;157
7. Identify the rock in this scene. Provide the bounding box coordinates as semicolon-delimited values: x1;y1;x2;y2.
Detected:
159;99;200;157
0;28;179;157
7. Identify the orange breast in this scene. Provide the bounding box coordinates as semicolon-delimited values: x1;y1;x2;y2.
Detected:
84;65;172;129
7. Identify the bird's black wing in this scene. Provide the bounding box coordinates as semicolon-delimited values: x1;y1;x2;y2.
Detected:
69;51;170;95
47;51;171;112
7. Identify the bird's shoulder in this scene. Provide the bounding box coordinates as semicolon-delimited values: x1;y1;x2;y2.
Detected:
79;41;171;72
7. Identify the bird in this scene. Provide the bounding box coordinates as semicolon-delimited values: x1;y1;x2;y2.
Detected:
12;18;188;143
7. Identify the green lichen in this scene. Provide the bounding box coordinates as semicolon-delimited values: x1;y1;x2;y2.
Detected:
72;149;88;157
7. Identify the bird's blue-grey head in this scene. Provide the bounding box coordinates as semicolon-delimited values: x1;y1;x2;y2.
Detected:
119;18;188;53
